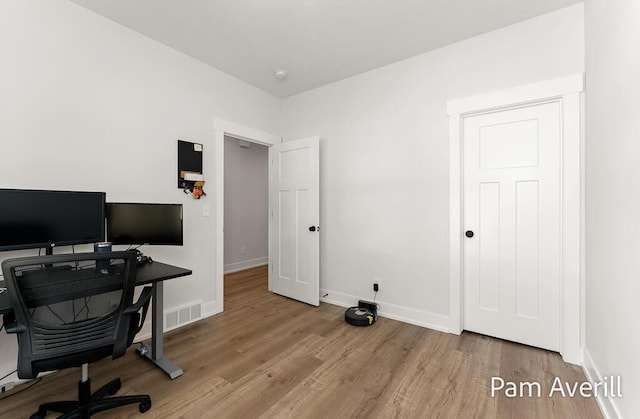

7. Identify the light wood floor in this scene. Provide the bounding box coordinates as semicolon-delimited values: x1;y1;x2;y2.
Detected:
1;265;601;418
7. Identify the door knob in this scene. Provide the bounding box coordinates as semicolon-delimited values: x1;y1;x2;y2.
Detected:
465;230;474;238
308;226;319;232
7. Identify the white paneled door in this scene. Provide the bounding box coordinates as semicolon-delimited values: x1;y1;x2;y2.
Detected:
463;102;561;351
269;137;320;306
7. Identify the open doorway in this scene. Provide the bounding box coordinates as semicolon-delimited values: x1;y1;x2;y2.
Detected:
213;120;320;312
213;119;279;314
223;135;269;273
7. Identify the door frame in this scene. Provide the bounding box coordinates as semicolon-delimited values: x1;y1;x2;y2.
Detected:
213;118;281;313
447;74;584;364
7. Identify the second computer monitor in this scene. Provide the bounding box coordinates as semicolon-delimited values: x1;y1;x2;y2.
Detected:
106;203;183;246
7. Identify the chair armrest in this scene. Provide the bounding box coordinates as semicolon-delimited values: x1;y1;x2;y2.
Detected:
124;286;152;316
124;286;152;337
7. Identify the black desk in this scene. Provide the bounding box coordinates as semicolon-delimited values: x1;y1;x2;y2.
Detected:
0;261;192;380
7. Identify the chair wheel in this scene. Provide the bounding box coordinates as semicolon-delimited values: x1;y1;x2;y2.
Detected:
139;400;152;413
30;411;45;419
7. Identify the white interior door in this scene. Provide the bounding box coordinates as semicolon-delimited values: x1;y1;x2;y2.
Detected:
269;136;320;306
463;101;561;351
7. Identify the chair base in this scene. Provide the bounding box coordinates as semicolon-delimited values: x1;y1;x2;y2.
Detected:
30;377;151;419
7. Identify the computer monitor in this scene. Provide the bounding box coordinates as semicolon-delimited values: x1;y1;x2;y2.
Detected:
106;203;183;246
0;189;106;253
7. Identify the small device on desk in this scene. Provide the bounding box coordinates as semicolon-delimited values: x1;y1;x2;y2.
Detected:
128;249;153;266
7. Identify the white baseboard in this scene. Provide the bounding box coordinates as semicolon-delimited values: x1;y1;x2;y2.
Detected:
224;257;268;274
201;300;219;318
320;288;450;333
0;367;56;389
0;362;17;387
582;348;623;419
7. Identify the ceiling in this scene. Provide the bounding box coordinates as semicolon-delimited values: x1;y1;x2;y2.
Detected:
70;0;582;98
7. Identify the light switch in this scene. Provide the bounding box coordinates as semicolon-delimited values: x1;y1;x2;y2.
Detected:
202;205;210;217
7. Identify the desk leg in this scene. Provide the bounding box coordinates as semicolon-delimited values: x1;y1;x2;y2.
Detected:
140;281;184;379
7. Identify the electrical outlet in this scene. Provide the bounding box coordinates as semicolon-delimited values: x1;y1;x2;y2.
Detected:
1;382;14;393
241;246;247;256
373;276;381;292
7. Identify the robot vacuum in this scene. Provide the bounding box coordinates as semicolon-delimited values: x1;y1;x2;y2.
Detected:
345;300;377;326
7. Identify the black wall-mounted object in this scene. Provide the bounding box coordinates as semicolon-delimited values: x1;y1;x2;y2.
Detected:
177;140;203;189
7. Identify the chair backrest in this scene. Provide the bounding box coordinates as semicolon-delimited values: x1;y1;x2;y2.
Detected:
2;251;141;379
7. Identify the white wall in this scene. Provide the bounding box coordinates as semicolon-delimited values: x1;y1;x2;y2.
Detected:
223;136;268;272
0;0;280;383
281;4;585;329
584;1;640;417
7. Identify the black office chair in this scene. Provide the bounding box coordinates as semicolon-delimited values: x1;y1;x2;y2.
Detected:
2;251;153;419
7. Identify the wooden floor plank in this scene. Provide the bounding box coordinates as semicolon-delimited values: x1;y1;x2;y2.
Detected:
0;265;602;418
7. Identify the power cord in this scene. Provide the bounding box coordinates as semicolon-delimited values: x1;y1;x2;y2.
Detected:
0;369;17;382
0;369;61;401
0;378;41;401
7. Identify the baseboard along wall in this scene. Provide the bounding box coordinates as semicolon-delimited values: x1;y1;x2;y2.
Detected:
319;288;449;333
582;349;623;419
224;257;268;274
